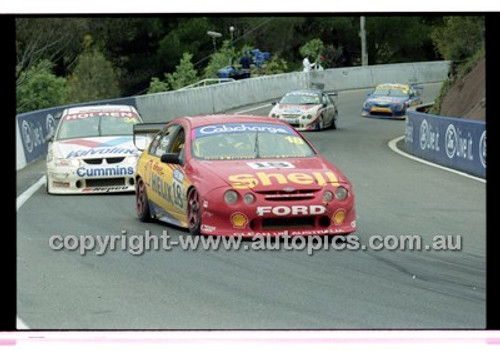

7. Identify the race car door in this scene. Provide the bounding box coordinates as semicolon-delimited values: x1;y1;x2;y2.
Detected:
322;93;335;125
407;87;422;107
145;124;184;225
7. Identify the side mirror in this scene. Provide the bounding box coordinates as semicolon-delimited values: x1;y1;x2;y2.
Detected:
271;101;277;106
327;91;338;97
160;153;181;165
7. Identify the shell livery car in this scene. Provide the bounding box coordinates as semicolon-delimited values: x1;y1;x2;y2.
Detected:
361;83;422;119
269;89;338;131
46;104;145;194
134;114;356;237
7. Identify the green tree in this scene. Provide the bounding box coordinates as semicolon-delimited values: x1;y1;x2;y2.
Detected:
157;17;212;73
146;52;199;93
146;77;169;94
16;18;89;80
299;39;324;64
165;52;199;90
255;55;288;75
431;16;485;62
203;40;237;79
366;17;438;65
16;60;67;114
65;36;121;104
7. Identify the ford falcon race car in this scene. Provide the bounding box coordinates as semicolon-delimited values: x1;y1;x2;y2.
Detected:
134;115;356;237
361;83;422;119
46;104;144;194
269;89;338;131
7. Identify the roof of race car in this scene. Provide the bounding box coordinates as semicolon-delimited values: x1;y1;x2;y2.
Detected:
284;89;323;96
181;114;290;129
64;104;138;115
375;83;410;90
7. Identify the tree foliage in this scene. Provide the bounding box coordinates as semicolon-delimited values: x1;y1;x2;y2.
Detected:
299;39;324;62
16;60;67;114
431;16;485;62
147;52;199;92
65;38;121;104
203;40;237;79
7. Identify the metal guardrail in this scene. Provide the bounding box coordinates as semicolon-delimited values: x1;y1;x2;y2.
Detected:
177;78;236;91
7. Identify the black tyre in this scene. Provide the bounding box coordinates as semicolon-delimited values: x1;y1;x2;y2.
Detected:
187;187;202;235
136;178;151;222
331;109;338;130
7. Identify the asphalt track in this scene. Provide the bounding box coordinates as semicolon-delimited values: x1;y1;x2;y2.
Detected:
17;83;486;329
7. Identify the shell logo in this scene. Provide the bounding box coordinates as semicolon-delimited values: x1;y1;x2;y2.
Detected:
230;212;249;229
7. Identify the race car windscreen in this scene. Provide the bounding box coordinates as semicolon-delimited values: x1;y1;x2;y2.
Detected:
191;123;316;160
55;112;141;140
279;92;321;105
371;87;409;98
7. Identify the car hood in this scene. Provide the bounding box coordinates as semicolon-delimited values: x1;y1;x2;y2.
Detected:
366;96;408;105
274;104;321;114
52;136;141;159
197;157;349;192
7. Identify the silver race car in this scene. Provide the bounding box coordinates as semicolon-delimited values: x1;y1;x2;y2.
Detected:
269;89;338;131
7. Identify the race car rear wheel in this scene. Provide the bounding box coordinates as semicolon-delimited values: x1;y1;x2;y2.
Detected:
331;114;337;130
317;115;324;130
136;178;151;222
187;187;202;235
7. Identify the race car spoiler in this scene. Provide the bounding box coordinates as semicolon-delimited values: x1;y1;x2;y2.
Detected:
133;123;166;151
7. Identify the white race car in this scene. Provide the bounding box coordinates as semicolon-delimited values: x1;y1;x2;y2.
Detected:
269;89;338;131
46;104;145;194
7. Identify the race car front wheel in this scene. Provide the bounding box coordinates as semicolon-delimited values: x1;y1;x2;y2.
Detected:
136;178;151;222
187;187;202;235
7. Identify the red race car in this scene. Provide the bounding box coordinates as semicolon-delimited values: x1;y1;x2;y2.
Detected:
134;115;356;237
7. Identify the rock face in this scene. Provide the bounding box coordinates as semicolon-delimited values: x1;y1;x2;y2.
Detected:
439;58;485;121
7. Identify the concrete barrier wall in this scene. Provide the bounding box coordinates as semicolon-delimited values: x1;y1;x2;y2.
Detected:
16;61;451;170
405;111;486;178
134;72;308;122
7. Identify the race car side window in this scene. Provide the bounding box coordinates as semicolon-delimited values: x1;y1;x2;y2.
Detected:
168;127;186;163
148;133;163;156
323;93;331;106
149;125;179;158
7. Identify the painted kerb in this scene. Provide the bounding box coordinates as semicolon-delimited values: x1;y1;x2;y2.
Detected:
405;111;486;178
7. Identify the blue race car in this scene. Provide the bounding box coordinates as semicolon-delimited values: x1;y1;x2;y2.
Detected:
361;83;422;119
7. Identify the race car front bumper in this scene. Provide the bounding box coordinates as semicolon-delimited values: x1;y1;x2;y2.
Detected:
198;186;356;237
46;164;136;194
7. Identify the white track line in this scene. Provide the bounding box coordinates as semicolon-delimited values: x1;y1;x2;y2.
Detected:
388;136;485;183
17;176;46;211
16;176;45;330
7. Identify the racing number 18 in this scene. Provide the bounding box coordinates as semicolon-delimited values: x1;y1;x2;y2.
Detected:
285;136;304;144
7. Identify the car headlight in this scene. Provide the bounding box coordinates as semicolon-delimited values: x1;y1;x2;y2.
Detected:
224;190;239;204
126;155;139;165
363;101;371;109
323;190;334;202
335;186;348;201
243;193;255;205
54;158;80;167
